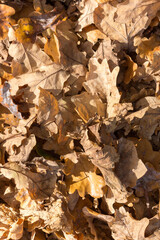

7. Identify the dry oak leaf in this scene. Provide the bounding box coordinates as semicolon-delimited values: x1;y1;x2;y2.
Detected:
0;126;26;155
8;134;36;162
83;58;120;118
76;0;98;31
83;206;149;240
64;154;105;198
0;4;15;40
37;87;59;124
9;42;52;76
9;64;69;105
115;138;147;188
130;138;160;171
71;91;106;123
0;204;23;240
94;0;160;49
80;130;129;203
134;35;160;63
0;158;60;199
49;20;87;75
93;38;118;71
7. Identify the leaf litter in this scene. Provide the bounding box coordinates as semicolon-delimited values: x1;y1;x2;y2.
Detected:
0;0;160;239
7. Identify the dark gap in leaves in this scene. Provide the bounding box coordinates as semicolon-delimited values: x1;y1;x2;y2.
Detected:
74;139;84;152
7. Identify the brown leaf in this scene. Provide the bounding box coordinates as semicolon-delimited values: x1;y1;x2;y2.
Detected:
84;58;121;118
115;138;147;188
84;206;149;240
94;0;160;49
8;134;36;162
9;64;69;105
64;154;105;198
9;42;52;76
80;130;129;203
76;0;98;31
0;158;60;199
71;92;106;122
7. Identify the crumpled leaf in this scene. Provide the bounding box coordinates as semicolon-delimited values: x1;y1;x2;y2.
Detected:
83;58;120;117
94;0;160;49
71;91;106;122
9;42;52;76
83;206;149;240
20;188;72;234
0;204;23;240
0;82;22;119
81;130;129;203
9;64;69;105
0;157;60;199
64;154;105;198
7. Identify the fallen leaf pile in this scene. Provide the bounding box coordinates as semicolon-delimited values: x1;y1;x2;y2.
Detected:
0;0;160;239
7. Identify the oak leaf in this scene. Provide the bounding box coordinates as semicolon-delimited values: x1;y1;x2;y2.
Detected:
83;206;149;240
0;158;60;199
71;91;106;122
83;58;120;118
9;64;69;105
94;0;160;49
64;154;105;198
9;42;52;76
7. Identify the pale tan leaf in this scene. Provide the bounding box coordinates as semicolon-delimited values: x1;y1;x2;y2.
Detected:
8;134;36;162
9;42;52;76
84;58;120;118
9;64;69;105
94;0;160;48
